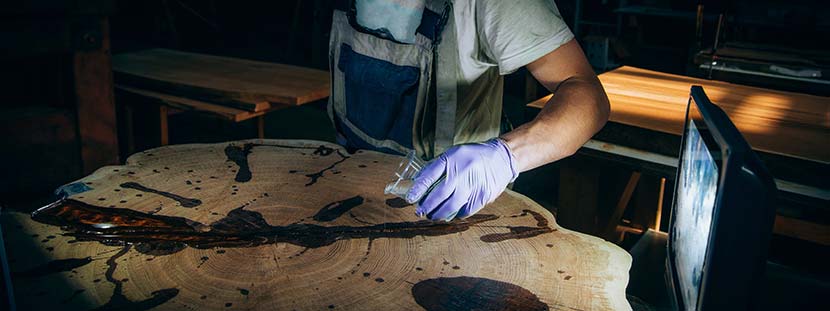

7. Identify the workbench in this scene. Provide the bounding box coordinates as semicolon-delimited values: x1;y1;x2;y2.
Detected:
112;49;330;150
528;66;829;245
1;140;632;310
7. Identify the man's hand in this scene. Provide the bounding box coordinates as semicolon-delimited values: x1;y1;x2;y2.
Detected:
406;138;518;221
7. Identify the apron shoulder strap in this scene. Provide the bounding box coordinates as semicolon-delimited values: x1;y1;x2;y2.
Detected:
432;0;458;154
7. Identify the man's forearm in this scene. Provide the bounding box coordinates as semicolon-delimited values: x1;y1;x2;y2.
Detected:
500;76;610;172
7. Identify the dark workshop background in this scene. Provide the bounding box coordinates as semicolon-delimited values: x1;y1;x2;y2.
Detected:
1;0;827;279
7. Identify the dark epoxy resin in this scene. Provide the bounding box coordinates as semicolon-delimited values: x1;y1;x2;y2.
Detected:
412;277;549;311
224;143;348;186
120;182;202;208
32;199;500;251
135;241;188;256
224;144;254;182
479;210;554;243
92;245;179;311
384;198;411;208
313;196;364;222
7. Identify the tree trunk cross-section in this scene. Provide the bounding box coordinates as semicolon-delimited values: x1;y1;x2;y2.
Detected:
1;140;632;310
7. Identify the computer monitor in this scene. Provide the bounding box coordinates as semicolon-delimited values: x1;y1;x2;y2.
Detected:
666;86;777;310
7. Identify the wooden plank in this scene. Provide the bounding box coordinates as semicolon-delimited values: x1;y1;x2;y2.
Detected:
115;85;282;122
112;48;330;111
579;139;829;244
3;139;632;310
583;139;678;168
774;180;830;201
529;66;830;163
73;17;119;174
115;71;269;112
586;119;827;190
773;216;830;246
582;139;829;202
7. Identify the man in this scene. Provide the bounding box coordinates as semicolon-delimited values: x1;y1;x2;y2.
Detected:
328;0;609;221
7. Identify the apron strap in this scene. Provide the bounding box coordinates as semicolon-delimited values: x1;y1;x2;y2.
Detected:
334;0;458;157
433;0;457;155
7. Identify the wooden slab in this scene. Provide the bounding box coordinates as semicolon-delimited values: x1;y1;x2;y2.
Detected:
116;85;287;122
112;49;330;111
2;140;631;310
529;66;830;164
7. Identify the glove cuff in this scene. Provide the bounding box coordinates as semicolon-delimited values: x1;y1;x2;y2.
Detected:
492;137;519;183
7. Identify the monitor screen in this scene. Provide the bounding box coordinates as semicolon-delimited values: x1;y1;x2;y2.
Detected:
671;103;721;311
668;86;777;310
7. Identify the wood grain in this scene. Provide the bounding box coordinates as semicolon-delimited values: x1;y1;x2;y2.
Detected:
2;140;632;310
112;49;330;111
529;66;830;163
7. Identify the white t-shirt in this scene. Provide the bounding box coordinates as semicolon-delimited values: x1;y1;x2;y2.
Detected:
449;0;574;144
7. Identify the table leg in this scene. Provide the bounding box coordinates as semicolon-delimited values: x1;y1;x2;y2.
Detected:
159;105;169;146
602;171;642;241
558;157;601;235
257;115;265;138
659;178;674;232
633;175;664;231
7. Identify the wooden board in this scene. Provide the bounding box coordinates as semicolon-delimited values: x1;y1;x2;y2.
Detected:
73;17;120;174
529;66;830;164
112;49;330;112
116;85;288;123
1;140;631;310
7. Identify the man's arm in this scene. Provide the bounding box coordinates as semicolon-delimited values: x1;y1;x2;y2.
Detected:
407;38;608;221
501;39;610;172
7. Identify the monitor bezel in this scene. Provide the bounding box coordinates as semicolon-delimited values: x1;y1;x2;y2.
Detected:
667;85;777;310
667;88;727;311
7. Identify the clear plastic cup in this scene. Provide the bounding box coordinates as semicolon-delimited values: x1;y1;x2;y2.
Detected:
384;151;427;203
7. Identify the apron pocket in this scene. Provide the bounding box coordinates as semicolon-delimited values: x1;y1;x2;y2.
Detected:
338;43;420;148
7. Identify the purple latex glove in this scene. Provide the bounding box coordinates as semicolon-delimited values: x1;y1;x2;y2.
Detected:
406;138;519;221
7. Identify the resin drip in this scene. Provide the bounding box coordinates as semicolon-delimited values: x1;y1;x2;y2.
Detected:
479;210;554;243
91;245;179;311
224;144;254;182
313;196;364;222
411;276;549;311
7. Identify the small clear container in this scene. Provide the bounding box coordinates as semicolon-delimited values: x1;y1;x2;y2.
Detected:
384;151;427;203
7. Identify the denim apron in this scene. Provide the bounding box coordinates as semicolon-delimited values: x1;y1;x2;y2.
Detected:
329;0;457;160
